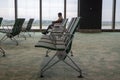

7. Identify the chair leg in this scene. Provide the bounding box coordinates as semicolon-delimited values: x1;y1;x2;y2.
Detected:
27;32;31;37
22;34;26;40
21;32;26;40
40;51;83;78
10;37;19;46
19;32;26;40
24;31;31;38
40;53;60;77
0;34;19;46
0;35;8;42
0;47;5;57
70;50;73;56
63;55;83;78
45;49;51;57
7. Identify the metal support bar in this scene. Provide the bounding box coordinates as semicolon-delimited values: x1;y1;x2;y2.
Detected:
70;50;73;56
0;35;8;42
45;49;51;57
27;32;32;37
10;37;19;46
41;60;60;75
67;55;82;71
40;51;83;78
40;53;57;73
0;47;5;57
63;55;83;78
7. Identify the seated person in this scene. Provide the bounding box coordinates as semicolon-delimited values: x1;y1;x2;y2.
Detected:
42;12;63;35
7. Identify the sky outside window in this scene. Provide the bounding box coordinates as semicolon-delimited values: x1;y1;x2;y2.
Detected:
0;0;120;29
17;0;39;29
66;0;77;18
0;0;14;20
115;0;120;29
102;0;113;29
42;0;64;29
66;0;77;27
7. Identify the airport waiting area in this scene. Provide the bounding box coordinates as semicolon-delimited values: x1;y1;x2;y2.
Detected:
0;0;120;80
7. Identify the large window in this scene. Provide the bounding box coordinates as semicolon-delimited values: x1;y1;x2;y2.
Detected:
66;0;78;28
115;0;120;29
17;0;39;29
0;0;15;25
42;0;64;29
66;0;77;18
102;0;113;29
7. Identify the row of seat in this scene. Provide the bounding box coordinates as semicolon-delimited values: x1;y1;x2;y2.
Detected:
0;17;34;56
35;17;83;78
40;17;76;57
0;17;83;78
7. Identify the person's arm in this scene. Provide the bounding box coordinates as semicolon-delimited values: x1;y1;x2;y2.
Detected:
52;17;63;23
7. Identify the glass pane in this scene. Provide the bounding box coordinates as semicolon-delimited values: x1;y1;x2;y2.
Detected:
102;0;112;29
115;0;120;29
66;0;77;18
18;0;39;29
42;0;64;29
66;0;78;27
0;0;15;26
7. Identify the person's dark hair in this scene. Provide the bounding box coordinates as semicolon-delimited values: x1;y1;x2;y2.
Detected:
58;12;62;16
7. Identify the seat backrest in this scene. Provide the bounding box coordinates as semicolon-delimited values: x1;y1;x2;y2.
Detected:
11;18;25;36
69;17;80;35
26;18;34;31
0;17;3;26
66;17;77;33
65;17;80;54
63;18;76;42
61;18;68;29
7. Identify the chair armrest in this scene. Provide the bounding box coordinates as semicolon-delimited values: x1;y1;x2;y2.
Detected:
1;24;13;29
1;24;13;33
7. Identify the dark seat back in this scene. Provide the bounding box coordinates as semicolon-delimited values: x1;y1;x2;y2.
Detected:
26;18;34;31
0;17;3;26
11;18;25;36
65;17;80;54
